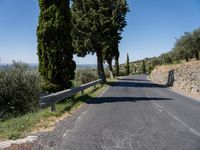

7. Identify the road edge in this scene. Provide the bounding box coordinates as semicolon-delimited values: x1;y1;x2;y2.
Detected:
147;76;200;103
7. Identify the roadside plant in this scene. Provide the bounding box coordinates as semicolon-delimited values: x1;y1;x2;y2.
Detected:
37;0;76;92
0;61;41;119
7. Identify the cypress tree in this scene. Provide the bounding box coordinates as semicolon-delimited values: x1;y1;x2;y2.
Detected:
37;0;76;92
102;0;128;78
134;66;137;73
125;53;130;75
142;60;146;74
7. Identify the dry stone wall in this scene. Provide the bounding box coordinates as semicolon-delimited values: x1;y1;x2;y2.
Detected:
150;61;200;95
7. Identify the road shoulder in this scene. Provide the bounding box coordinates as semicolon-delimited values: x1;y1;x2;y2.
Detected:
147;76;200;102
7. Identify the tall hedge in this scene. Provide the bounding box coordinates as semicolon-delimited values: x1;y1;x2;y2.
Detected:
37;0;76;92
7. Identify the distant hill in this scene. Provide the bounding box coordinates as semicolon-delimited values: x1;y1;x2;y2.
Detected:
0;64;9;70
119;58;154;74
76;64;97;69
0;63;98;70
0;63;38;70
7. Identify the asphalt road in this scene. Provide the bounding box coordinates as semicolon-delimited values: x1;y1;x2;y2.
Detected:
35;75;200;150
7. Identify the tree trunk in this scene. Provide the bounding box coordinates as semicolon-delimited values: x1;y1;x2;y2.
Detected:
108;60;114;79
115;56;119;77
134;67;137;73
194;50;199;60
185;55;189;62
97;50;106;82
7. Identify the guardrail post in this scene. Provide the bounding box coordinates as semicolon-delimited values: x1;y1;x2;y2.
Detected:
51;95;56;112
40;79;103;112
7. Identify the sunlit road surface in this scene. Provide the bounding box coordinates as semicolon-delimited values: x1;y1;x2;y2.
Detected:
35;75;200;150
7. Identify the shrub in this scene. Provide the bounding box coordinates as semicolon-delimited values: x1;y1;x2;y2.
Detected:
73;69;98;87
148;65;154;74
119;70;127;76
0;61;41;119
104;69;111;78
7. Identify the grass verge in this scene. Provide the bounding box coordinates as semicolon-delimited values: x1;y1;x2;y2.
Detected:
0;78;117;141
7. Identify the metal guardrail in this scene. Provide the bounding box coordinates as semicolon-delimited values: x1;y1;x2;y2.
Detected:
39;79;103;112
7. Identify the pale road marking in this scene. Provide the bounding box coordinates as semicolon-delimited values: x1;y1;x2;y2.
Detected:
77;116;82;120
63;133;67;137
153;102;200;137
98;86;111;97
63;130;70;137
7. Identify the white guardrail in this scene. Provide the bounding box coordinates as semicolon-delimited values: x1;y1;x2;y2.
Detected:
39;79;103;112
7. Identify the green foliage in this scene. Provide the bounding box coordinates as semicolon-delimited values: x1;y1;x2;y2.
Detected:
160;52;173;64
37;0;76;92
121;27;200;74
172;29;200;62
125;53;130;75
0;78;114;140
192;28;200;60
142;60;146;74
71;0;106;81
119;70;127;76
151;57;161;66
103;0;128;78
72;0;128;81
0;61;41;120
137;27;200;70
173;32;194;62
73;69;98;86
104;69;111;78
148;63;154;74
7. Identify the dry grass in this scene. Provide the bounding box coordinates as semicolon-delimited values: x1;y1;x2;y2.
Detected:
0;78;117;141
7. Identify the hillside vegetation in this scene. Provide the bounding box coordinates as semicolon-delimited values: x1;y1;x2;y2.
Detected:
0;61;116;140
0;62;103;121
123;27;200;74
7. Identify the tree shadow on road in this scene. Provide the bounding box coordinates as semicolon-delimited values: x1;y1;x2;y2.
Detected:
107;81;167;88
86;97;173;104
118;78;149;82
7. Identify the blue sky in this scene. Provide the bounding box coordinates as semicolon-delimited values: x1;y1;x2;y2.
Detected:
0;0;200;64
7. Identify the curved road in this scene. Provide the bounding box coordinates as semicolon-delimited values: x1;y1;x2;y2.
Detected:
35;75;200;150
